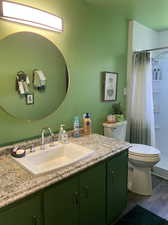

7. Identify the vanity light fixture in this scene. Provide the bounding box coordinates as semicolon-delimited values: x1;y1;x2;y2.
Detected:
0;1;63;32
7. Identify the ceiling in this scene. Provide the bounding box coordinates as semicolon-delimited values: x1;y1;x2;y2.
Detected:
85;0;168;31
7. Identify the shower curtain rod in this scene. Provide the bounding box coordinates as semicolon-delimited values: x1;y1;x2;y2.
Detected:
134;46;168;53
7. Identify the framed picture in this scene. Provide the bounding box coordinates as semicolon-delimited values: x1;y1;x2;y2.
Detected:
103;72;118;101
26;93;34;105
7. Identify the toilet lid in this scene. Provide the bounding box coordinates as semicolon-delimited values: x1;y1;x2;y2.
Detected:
129;144;160;156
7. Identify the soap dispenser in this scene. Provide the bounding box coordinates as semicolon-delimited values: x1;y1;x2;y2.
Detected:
58;124;64;142
58;124;68;143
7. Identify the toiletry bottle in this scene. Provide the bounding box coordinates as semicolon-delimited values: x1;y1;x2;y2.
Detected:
153;68;157;80
73;116;80;138
158;68;162;80
62;130;68;144
83;113;92;135
58;124;68;143
58;124;64;142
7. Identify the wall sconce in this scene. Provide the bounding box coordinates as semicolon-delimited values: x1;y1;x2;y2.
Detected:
0;1;63;32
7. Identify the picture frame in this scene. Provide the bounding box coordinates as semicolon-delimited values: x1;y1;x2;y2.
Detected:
26;93;34;105
103;72;118;101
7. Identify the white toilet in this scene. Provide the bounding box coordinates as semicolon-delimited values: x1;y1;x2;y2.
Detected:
103;121;160;196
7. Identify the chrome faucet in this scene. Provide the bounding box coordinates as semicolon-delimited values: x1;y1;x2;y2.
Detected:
41;127;55;150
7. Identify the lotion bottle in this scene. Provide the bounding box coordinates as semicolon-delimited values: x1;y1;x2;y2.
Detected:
83;113;92;135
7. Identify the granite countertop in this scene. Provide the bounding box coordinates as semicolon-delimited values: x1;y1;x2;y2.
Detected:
0;134;130;209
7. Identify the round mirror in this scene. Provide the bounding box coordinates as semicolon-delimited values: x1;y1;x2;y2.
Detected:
0;32;68;120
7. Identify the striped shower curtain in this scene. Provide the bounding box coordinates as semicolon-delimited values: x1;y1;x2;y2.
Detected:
128;52;155;146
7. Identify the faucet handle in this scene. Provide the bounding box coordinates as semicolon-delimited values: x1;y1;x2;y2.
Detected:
25;144;35;153
30;144;35;153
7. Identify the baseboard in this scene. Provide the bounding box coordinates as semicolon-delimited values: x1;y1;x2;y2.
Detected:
152;166;168;180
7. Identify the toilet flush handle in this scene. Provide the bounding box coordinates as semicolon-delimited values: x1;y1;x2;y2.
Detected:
111;170;115;176
111;127;117;130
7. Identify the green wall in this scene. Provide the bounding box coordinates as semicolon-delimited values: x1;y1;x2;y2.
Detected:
0;0;127;145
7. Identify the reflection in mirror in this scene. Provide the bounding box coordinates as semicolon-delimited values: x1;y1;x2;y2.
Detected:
0;32;68;120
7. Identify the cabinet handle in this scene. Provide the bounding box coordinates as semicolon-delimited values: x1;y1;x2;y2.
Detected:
110;170;115;177
32;216;39;225
83;185;89;199
73;192;80;208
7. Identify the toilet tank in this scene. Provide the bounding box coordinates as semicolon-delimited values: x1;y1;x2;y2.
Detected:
103;121;127;141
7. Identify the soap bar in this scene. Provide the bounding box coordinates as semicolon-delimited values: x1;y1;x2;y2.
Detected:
17;149;25;154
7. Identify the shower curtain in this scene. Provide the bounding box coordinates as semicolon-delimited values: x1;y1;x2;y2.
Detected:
128;52;155;146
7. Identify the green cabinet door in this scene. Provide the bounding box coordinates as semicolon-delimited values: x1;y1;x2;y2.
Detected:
107;150;128;225
79;162;106;225
44;175;79;225
0;193;43;225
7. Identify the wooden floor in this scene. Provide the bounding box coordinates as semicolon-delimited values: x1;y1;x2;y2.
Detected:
125;175;168;220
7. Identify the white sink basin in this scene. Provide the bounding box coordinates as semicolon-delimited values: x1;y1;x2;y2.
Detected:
12;142;95;175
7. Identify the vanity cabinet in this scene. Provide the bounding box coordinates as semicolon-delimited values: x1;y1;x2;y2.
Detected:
107;151;128;225
0;193;42;225
44;175;79;225
44;162;106;225
79;162;106;225
0;150;128;225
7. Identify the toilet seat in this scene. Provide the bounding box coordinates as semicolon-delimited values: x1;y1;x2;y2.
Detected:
129;144;160;157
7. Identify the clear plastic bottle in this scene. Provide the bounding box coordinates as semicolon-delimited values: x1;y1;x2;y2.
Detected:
58;124;69;143
73;116;80;138
58;124;64;142
62;130;69;144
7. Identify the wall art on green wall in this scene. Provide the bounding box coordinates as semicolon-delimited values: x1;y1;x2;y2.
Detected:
103;72;118;101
